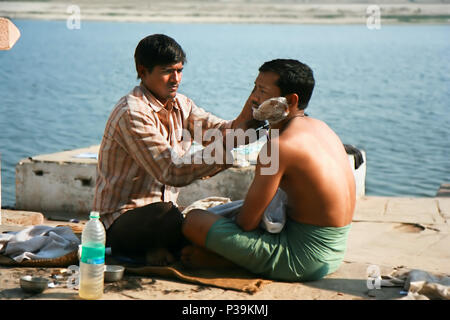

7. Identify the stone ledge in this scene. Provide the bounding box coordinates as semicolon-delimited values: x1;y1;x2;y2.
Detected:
0;209;44;226
354;197;446;225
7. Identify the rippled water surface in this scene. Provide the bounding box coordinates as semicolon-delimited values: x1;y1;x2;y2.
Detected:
0;20;449;207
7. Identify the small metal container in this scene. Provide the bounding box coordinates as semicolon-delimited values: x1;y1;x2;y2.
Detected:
20;276;49;294
104;265;125;282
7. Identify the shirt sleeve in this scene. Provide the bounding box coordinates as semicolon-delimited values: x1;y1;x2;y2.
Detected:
116;106;228;187
186;99;234;145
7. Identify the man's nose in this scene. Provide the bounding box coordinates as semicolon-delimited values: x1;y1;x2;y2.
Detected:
249;92;261;107
170;70;181;83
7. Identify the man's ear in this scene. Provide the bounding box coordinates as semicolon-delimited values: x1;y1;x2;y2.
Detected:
137;64;146;79
285;93;299;110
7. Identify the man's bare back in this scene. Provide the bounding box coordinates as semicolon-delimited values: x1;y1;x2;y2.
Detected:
278;116;356;227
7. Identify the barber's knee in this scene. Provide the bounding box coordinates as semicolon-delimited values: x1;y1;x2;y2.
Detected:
182;209;203;236
182;209;220;246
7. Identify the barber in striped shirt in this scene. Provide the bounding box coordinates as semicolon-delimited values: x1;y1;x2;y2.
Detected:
93;34;259;265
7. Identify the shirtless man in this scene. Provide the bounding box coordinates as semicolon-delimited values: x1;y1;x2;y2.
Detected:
181;59;356;281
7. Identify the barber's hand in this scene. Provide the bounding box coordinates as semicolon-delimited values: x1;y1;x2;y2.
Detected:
233;96;261;131
243;118;266;130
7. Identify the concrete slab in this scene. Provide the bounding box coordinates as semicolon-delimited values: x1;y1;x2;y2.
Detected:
15;146;99;220
353;196;388;221
354;197;445;225
385;197;444;225
29;145;99;165
15;145;366;219
0;209;44;226
345;221;450;274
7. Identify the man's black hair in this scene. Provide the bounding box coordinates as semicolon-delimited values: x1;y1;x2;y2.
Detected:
259;59;315;110
134;34;187;79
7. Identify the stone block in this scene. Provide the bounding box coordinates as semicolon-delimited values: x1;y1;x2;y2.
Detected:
15;143;366;220
15;145;98;220
385;198;444;224
1;209;44;226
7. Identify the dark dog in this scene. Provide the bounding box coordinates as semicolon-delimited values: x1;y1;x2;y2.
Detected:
106;201;188;266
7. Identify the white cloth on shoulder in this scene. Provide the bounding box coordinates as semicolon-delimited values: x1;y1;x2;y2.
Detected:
0;225;80;262
207;188;288;234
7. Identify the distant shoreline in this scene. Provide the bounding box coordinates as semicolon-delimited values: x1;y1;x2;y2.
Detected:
1;2;450;25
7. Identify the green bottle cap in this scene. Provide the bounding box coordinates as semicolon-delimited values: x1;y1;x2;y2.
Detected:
90;211;100;219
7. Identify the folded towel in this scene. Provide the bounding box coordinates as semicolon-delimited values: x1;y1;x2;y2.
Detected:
0;225;80;262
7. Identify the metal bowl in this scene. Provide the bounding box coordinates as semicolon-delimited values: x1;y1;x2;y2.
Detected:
20;276;49;294
104;265;125;282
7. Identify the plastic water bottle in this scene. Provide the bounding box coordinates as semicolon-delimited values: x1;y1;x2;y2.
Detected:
79;211;106;300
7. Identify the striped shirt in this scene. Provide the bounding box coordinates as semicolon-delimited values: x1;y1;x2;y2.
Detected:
94;84;233;229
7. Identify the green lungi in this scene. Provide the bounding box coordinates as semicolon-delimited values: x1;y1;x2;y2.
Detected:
205;217;351;281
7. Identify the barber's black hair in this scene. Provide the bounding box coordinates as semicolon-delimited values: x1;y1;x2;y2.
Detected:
134;34;186;79
259;59;315;110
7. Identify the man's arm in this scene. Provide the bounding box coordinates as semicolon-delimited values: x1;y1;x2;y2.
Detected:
188;95;264;142
186;99;234;145
117;107;228;187
236;139;284;231
186;98;261;167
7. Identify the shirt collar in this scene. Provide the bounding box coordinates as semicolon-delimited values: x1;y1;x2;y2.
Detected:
139;83;180;113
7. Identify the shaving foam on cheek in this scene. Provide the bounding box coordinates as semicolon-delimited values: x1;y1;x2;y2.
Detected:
253;97;289;124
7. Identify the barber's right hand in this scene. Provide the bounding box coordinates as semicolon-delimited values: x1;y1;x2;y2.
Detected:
244;118;266;130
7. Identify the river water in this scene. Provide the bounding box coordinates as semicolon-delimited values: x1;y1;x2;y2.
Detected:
0;20;449;207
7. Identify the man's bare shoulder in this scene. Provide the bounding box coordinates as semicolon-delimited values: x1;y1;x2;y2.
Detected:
278;118;312;148
278;117;339;160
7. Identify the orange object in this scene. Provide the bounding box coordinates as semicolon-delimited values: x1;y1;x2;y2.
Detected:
0;18;21;50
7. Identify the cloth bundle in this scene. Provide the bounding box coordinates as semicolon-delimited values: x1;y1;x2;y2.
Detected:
185;189;288;234
0;225;80;262
381;268;450;300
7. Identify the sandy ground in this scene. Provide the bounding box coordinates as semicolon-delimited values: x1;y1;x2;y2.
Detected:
0;1;449;24
0;196;449;303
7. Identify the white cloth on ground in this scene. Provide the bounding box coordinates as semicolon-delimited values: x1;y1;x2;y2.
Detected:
0;225;80;262
381;268;450;300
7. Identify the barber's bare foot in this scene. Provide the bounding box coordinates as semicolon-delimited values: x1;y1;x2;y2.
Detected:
145;247;175;266
181;245;235;269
